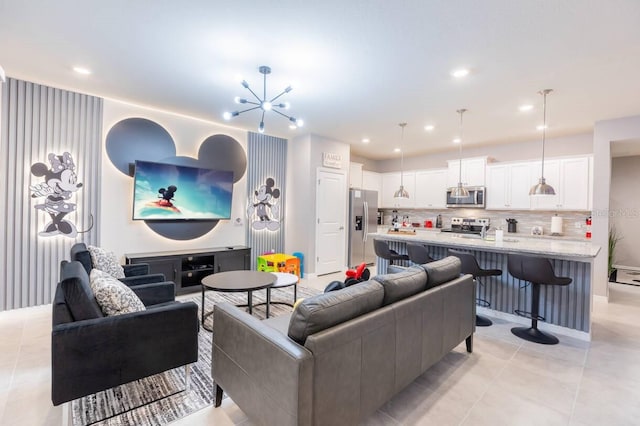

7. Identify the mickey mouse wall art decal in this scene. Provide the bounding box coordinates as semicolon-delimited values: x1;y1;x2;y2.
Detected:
248;177;281;231
30;152;93;238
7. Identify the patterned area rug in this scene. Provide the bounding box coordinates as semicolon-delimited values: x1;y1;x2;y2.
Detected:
72;285;320;426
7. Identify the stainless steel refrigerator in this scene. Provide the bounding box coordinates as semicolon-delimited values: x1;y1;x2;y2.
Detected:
348;189;378;267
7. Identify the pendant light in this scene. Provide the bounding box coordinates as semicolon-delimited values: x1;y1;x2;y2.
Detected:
450;109;469;198
393;122;409;199
529;89;556;196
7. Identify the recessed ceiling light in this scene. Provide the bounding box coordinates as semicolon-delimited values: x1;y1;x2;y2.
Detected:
362;138;370;143
424;125;435;132
451;68;469;78
393;148;401;153
519;104;534;112
453;138;461;144
73;66;91;75
536;124;547;131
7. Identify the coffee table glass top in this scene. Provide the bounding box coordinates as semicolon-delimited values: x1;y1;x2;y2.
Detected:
201;270;277;292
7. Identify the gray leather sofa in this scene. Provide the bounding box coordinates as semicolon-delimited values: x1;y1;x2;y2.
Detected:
212;256;475;425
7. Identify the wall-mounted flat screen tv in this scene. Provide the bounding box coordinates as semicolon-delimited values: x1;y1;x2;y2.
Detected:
132;160;233;221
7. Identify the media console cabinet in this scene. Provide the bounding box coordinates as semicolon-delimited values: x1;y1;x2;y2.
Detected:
125;246;251;295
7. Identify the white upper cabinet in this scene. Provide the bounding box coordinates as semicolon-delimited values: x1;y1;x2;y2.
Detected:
362;170;382;206
414;169;448;208
486;162;533;210
381;171;415;209
349;162;363;188
529;156;590;211
447;157;487;187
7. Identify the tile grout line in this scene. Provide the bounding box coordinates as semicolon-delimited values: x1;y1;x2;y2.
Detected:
457;337;523;425
567;344;589;425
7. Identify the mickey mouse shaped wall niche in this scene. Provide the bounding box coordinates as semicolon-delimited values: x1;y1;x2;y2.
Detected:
248;177;281;231
30;152;91;238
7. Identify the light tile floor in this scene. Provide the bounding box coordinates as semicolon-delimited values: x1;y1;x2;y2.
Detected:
1;274;640;426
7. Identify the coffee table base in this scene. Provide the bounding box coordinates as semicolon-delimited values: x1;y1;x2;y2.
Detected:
201;287;271;333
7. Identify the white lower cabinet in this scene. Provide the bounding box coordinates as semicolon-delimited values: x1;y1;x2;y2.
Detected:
486;162;532;210
414;169;447;208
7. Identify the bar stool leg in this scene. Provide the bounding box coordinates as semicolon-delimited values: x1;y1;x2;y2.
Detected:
511;283;559;345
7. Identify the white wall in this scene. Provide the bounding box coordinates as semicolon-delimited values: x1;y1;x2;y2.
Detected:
610;155;640;268
374;133;593;172
286;133;350;274
101;99;248;261
593;115;640;297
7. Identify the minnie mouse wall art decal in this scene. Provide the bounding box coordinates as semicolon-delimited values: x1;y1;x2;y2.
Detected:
248;177;281;231
30;152;92;238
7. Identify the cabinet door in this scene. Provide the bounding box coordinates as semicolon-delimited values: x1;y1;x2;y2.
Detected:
349;162;363;188
415;169;447;208
486;165;508;209
559;157;589;210
447;160;461;188
530;160;560;210
381;172;415;208
139;258;180;284
362;171;382;206
509;162;533;209
215;249;250;273
465;158;487;186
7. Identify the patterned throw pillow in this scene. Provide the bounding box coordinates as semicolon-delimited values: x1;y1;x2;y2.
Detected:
89;269;146;316
87;245;126;278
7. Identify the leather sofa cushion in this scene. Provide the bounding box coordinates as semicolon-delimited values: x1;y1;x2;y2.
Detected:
372;266;427;305
416;256;462;289
59;261;104;321
288;280;384;344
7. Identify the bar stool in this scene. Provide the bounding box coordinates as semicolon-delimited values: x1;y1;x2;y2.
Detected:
373;239;409;265
406;243;435;264
448;249;502;327
507;254;572;345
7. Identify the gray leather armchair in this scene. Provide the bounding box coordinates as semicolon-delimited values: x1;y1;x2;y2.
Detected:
52;260;199;406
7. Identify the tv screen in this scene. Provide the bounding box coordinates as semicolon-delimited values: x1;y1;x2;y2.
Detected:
132;160;233;221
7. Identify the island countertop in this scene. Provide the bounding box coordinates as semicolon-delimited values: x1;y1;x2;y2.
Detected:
371;231;600;260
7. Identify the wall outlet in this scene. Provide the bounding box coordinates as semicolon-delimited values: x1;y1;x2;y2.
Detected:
234;217;244;226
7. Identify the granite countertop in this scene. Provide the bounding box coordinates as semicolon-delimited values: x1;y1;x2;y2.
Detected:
370;231;601;259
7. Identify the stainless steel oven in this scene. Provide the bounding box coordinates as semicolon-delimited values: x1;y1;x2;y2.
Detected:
446;186;486;208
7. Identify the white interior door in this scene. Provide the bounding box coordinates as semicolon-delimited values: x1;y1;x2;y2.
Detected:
316;168;347;275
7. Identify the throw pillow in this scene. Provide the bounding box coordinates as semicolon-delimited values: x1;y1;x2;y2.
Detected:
89;269;146;316
87;245;125;278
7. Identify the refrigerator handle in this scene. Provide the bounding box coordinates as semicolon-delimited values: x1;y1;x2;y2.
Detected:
363;201;368;242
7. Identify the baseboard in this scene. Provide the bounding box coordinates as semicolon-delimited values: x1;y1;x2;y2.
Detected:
477;306;591;342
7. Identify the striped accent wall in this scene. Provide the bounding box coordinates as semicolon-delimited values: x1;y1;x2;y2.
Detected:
245;132;287;270
0;78;102;311
376;240;591;332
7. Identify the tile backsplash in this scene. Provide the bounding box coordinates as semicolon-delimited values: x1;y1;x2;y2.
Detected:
381;208;592;240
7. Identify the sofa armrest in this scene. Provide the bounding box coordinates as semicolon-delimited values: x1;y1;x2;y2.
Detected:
132;281;176;305
119;273;166;286
52;301;199;405
213;302;313;426
123;263;150;276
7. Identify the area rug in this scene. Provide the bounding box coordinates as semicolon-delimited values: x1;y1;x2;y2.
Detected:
72;285;320;426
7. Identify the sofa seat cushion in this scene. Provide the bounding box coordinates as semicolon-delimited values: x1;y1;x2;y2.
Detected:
288;280;384;344
372;266;427;305
416;256;462;289
88;245;125;278
60;261;104;321
89;269;146;316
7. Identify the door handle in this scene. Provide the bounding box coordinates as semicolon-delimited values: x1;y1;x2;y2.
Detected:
363;201;369;242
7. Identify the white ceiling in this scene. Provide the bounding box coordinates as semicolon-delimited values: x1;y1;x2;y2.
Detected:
1;0;639;160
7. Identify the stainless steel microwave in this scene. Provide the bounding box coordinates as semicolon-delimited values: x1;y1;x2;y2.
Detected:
446;186;486;208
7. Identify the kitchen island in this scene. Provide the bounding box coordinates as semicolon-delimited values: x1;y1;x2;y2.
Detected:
372;231;600;339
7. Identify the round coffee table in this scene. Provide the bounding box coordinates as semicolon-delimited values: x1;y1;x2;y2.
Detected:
267;272;299;307
201;270;277;332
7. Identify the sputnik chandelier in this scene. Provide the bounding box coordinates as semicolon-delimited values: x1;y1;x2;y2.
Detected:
223;65;303;134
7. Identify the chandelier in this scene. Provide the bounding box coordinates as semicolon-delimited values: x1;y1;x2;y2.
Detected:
223;65;303;134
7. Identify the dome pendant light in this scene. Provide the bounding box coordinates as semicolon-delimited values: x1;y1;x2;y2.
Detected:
450;109;470;198
393;123;410;199
530;89;556;196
